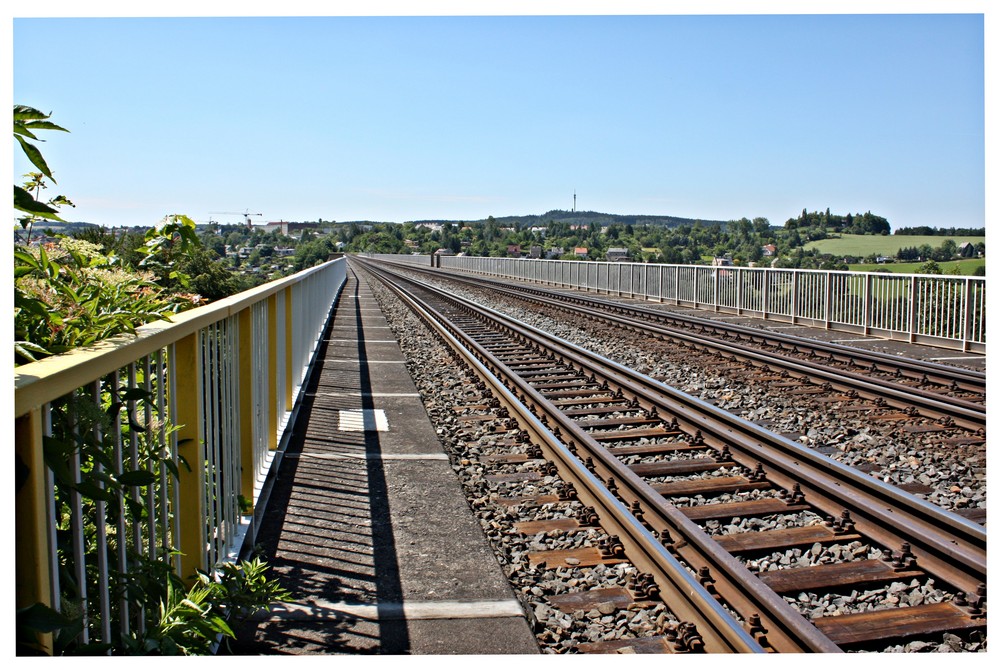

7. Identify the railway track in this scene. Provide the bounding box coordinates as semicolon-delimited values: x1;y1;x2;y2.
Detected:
372;260;986;431
357;258;987;654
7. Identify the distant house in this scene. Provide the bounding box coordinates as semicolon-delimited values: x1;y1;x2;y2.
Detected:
606;247;630;262
507;244;522;257
761;244;777;257
958;242;977;258
546;246;564;259
528;245;542;259
574;247;589;259
712;256;733;267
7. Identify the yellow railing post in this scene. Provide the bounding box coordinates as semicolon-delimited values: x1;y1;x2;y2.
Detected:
237;307;255;513
266;294;278;451
15;408;54;654
172;333;206;581
284;287;294;411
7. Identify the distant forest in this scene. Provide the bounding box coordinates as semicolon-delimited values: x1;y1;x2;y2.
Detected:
894;226;986;236
408;209;730;230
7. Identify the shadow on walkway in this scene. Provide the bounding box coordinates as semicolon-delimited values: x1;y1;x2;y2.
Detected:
225;270;410;654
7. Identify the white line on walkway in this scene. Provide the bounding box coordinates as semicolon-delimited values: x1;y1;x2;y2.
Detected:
260;599;525;621
283;452;449;461
325;359;408;364
830;338;886;343
929;355;986;362
325;339;399;343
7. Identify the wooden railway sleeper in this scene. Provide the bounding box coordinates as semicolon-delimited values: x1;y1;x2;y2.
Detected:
952;584;986;619
362;266;892;651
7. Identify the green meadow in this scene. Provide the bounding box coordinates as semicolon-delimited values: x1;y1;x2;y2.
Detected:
804;234;984;257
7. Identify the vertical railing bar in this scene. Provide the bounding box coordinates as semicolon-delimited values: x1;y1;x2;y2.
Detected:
214;321;226;560
167;345;182;576
67;392;89;643
206;325;220;570
200;329;213;571
41;404;60;621
206;327;218;572
227;316;239;552
127;362;145;633
223;318;234;554
142;355;156;563
199;329;211;569
156;349;173;567
218;320;230;563
108;369;131;638
90;380;112;649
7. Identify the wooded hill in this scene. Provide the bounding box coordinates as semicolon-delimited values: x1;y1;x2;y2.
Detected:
402;209;730;229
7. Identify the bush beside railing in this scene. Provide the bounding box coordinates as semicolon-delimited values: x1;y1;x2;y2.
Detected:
14;257;346;653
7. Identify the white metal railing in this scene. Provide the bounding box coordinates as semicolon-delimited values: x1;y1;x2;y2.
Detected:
368;254;984;352
14;257;346;653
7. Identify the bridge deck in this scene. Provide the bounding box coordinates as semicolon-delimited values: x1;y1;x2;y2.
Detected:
226;266;538;655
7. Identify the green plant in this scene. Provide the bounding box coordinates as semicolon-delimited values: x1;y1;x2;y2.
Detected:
14;238;194;363
13;107;203;365
18;556;290;656
14;105;71;240
14;105;290;655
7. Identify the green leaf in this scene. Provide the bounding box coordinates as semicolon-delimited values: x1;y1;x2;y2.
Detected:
118;387;154;402
14;185;64;221
17;602;76;633
24;120;70;133
119;469;158;486
14;341;51;363
73;481;110;501
15;134;56;181
13;105;53;122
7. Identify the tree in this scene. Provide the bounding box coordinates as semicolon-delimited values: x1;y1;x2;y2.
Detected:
917;259;942;275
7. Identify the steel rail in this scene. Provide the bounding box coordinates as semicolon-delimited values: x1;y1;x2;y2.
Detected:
364;263;772;653
487;285;987;431
380;259;985;394
514;280;986;392
460;286;988;595
363;258;987;602
361;260;846;652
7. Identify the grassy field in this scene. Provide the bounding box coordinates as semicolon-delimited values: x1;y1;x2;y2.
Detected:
803;233;984;256
847;258;985;275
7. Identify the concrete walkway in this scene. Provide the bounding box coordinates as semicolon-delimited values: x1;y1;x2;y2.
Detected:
226;265;538;655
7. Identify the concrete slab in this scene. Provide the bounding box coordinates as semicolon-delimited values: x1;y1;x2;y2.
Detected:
226;265;537;655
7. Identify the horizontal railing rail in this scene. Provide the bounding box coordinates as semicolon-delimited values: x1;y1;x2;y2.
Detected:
14;257;346;653
368;254;984;353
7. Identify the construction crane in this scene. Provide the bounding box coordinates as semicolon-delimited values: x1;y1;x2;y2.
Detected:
209;209;263;227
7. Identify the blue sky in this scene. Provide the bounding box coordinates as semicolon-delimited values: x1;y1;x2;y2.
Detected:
9;3;991;231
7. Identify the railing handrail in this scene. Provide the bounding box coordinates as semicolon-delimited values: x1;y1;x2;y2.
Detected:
14;259;340;417
15;256;347;653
